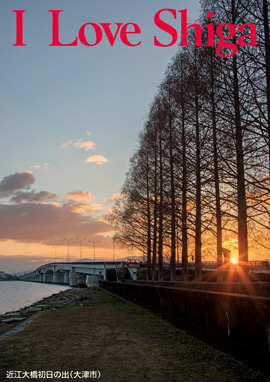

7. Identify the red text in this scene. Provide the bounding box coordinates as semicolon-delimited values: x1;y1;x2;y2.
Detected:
154;9;258;57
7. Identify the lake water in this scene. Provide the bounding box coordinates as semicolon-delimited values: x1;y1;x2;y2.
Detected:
0;281;70;315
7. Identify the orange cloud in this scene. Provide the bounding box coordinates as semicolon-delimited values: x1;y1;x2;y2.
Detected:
104;193;122;205
64;191;95;202
66;202;103;214
73;139;96;152
85;155;108;165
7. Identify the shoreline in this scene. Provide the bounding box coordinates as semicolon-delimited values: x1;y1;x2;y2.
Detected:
0;287;91;338
0;280;71;315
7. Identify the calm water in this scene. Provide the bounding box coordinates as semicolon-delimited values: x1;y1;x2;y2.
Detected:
0;281;70;315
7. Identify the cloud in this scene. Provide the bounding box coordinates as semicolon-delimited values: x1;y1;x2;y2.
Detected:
0;172;35;197
73;139;96;152
104;193;122;205
59;138;96;152
59;140;73;149
0;202;112;244
85;155;108;165
65;201;103;214
29;164;50;171
10;190;58;203
64;191;95;202
96;214;111;225
64;191;103;215
85;131;91;136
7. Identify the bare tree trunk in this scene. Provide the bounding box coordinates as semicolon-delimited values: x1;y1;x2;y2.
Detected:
210;50;223;281
152;140;158;280
181;105;189;281
234;57;249;272
146;154;152;280
169;95;176;281
232;0;248;275
158;120;164;281
194;52;202;282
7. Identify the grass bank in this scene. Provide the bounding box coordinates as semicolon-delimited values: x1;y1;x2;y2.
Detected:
0;288;269;382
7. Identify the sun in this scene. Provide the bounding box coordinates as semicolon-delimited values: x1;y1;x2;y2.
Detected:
230;257;238;264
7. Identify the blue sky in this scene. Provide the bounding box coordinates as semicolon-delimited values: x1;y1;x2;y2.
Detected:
0;0;201;271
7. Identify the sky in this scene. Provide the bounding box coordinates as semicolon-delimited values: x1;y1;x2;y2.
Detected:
0;0;202;273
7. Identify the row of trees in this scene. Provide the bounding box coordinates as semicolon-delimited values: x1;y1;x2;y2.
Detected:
112;0;270;281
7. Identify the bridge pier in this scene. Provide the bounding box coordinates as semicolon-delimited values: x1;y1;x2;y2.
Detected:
53;272;64;284
63;271;70;285
86;275;99;287
44;270;53;283
69;271;80;287
77;274;86;287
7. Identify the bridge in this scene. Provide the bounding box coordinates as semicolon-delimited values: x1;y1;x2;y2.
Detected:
19;261;139;287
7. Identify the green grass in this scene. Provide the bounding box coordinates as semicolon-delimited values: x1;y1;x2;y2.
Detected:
0;288;269;382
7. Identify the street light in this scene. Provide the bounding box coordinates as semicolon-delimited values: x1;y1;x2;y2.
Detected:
76;237;86;260
88;240;101;262
107;236;116;261
64;238;73;262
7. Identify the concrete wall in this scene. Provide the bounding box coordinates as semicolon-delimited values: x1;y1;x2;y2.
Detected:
99;280;270;359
